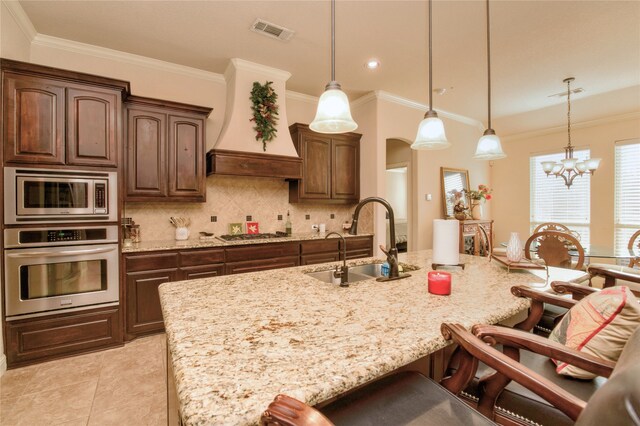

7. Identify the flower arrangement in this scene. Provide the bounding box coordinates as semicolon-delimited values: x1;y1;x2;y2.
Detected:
250;81;279;152
464;184;493;202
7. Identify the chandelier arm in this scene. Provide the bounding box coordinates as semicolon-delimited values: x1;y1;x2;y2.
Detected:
559;173;570;187
567;78;571;149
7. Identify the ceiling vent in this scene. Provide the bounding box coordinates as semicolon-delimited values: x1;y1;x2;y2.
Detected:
250;19;295;41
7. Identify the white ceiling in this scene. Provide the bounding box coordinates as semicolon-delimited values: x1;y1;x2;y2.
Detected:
19;0;640;135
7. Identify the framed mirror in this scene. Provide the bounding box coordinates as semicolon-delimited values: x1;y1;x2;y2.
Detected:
440;167;470;219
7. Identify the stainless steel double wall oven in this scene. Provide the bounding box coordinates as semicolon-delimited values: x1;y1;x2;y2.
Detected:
4;167;120;320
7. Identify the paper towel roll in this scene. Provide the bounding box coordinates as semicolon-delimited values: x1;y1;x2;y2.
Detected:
432;219;460;265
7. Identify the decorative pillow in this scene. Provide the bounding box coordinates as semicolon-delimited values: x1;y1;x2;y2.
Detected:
548;286;640;379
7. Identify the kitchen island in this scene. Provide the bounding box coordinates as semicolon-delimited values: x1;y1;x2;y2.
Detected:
159;250;585;425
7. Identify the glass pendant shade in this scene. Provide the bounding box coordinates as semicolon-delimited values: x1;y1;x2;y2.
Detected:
575;162;588;173
551;163;564;174
411;112;450;150
310;85;357;134
541;161;556;173
473;130;506;160
561;157;578;171
585;158;601;171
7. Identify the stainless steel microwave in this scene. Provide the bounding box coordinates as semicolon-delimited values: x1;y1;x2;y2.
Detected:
4;167;117;224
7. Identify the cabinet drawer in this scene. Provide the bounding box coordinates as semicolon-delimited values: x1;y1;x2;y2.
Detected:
341;236;373;251
225;243;299;262
125;252;179;272
301;253;340;265
181;264;224;280
224;256;300;275
5;306;121;368
179;248;224;266
300;239;339;254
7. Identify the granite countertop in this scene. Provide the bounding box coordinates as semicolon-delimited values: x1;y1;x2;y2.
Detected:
122;232;373;253
159;250;587;425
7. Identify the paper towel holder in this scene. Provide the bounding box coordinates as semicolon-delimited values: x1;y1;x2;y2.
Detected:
432;263;465;271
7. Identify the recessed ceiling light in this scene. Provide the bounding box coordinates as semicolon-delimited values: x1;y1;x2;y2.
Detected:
365;59;380;70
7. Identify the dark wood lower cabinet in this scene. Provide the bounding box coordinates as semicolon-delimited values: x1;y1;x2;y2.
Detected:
5;306;122;368
122;237;373;340
126;268;179;339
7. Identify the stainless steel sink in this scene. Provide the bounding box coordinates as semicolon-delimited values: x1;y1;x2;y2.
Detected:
348;263;385;278
305;269;376;284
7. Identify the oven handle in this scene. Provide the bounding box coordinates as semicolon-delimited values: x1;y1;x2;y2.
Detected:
8;247;116;258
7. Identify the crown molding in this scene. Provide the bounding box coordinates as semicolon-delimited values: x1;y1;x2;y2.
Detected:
285;90;317;104
3;1;37;42
225;58;291;82
30;34;226;83
502;110;640;142
352;90;484;130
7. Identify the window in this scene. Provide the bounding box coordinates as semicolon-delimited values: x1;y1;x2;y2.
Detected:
530;149;590;247
615;140;640;255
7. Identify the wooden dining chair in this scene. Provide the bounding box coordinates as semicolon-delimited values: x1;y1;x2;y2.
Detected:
524;230;585;270
627;229;640;268
262;316;640;426
532;222;571;233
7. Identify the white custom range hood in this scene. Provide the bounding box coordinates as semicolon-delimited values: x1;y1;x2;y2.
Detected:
207;58;302;179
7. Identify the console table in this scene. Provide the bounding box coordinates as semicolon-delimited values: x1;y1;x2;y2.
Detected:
459;220;493;256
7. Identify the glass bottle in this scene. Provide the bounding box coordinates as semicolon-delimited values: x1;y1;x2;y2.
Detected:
285;211;292;236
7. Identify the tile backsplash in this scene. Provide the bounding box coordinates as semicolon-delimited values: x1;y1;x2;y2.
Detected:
124;175;373;241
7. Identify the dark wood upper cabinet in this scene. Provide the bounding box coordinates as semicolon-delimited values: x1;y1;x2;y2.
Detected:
1;59;129;168
126;108;167;198
124;96;212;202
168;115;205;199
289;123;361;204
66;86;120;167
3;73;66;165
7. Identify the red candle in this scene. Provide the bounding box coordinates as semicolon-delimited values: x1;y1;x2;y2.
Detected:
428;271;451;295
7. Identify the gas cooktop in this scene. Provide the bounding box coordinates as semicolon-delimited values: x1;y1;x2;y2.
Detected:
217;232;288;242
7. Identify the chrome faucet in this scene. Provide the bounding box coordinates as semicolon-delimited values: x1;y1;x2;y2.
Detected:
325;232;349;287
349;197;406;281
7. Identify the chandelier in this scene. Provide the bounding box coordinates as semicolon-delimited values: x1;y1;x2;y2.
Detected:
540;77;601;188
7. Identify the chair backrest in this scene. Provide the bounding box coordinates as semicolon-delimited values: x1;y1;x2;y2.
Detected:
576;325;640;425
628;230;640;268
524;230;585;270
476;225;491;258
533;222;571;233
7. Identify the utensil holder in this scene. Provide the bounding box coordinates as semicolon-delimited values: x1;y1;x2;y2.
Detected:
175;227;189;241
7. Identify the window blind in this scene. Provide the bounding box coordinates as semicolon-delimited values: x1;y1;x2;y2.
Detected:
530;149;590;247
615;141;640;254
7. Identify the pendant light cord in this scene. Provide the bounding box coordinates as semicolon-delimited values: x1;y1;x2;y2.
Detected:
486;0;492;130
331;0;336;82
428;0;433;112
567;78;572;148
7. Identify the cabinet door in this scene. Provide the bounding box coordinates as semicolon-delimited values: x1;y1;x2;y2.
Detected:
125;268;178;338
300;133;332;199
332;138;360;201
341;236;373;260
67;87;120;167
125;108;167;199
3;73;65;165
168;115;205;201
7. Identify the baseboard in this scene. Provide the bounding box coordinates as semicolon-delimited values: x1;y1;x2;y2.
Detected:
0;353;7;377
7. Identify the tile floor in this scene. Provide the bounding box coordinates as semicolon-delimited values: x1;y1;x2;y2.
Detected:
0;333;167;426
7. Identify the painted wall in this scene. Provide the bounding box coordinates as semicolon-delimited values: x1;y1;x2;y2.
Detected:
0;2;31;61
374;97;488;251
492;116;640;248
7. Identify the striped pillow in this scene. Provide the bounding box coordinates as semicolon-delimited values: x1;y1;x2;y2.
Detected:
548;286;640;379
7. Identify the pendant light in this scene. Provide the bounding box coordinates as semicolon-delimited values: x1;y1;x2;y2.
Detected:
473;0;506;160
540;77;601;188
310;0;358;134
411;0;450;150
